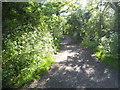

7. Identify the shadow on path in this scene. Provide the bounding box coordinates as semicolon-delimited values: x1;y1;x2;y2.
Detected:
28;44;118;88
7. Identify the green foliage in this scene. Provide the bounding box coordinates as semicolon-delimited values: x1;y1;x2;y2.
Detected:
95;52;119;70
95;32;118;70
66;1;119;71
80;1;119;70
2;1;120;88
2;2;68;88
2;24;55;88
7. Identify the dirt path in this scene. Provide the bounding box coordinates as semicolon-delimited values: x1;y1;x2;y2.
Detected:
28;36;118;88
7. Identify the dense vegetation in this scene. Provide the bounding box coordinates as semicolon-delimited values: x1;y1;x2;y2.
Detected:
66;1;119;69
2;1;119;88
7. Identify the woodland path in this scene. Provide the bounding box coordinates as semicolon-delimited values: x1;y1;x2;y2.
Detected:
28;35;118;88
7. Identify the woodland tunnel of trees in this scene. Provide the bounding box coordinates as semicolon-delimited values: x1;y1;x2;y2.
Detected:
2;0;120;88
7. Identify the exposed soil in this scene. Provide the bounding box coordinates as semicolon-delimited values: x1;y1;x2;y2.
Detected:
28;35;118;88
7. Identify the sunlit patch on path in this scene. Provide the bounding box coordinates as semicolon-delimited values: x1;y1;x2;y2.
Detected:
28;36;118;88
54;46;79;62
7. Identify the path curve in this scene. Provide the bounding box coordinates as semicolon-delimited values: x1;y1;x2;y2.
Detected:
28;43;118;88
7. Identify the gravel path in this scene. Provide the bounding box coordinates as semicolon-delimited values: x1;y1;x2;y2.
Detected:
28;36;118;88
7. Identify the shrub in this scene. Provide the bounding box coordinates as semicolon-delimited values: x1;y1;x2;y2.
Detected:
2;24;56;88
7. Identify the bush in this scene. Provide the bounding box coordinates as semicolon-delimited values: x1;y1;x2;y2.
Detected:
95;32;119;70
2;24;56;88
